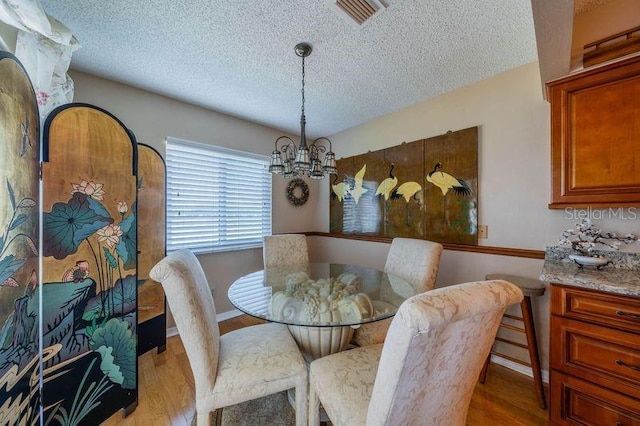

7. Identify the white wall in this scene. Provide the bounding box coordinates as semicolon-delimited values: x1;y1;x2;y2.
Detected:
70;71;322;322
321;61;639;246
312;61;640;372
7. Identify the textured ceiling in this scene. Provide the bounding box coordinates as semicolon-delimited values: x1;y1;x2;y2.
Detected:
40;0;537;138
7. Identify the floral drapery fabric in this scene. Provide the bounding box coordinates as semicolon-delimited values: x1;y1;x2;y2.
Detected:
0;0;80;118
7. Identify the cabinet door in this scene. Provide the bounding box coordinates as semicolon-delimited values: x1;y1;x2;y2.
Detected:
0;52;41;425
547;55;640;208
551;315;640;397
551;371;640;425
42;104;138;424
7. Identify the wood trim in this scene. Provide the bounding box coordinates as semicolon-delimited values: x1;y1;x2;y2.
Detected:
303;232;545;259
549;201;640;209
584;25;640;49
583;35;640;68
546;53;640;86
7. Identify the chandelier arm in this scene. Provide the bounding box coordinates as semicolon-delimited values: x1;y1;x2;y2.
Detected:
281;143;297;160
309;143;326;156
275;136;295;151
313;137;333;152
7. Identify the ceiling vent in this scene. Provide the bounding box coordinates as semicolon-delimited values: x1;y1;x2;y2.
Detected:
330;0;388;25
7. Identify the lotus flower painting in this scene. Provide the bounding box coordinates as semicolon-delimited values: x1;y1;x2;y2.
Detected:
38;105;138;425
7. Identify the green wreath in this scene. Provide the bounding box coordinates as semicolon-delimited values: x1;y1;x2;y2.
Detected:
286;178;309;207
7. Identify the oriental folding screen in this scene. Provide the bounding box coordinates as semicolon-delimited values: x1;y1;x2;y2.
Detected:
0;50;142;425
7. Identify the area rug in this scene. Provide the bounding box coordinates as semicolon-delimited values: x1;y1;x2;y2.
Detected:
190;391;295;426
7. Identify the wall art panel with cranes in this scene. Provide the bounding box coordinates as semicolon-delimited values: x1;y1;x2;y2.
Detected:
330;127;478;245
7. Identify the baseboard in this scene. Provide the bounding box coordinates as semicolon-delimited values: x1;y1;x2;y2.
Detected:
490;354;549;383
165;309;244;338
217;309;243;322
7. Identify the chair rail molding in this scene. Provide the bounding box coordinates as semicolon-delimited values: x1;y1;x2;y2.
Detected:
305;232;545;259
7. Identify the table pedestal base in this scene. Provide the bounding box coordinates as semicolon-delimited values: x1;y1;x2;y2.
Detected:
287;325;355;361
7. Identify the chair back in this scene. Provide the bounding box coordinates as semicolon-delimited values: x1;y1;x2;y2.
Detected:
384;238;443;293
367;280;523;426
150;249;221;399
263;234;309;268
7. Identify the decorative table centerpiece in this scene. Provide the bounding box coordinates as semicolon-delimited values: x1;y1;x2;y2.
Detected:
271;272;374;325
558;218;639;269
271;272;374;360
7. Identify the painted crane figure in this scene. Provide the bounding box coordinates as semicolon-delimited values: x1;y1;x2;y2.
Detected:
375;163;398;200
331;175;347;202
393;181;422;202
391;178;423;228
348;164;368;204
426;163;470;196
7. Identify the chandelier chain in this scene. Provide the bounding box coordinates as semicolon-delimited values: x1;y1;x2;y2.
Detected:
301;54;305;117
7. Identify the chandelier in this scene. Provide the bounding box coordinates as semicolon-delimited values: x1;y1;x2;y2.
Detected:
269;43;337;179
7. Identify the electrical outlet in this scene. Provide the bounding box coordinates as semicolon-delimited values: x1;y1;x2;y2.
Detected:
478;225;488;239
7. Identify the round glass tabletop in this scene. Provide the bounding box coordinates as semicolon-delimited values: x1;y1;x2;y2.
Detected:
228;263;416;327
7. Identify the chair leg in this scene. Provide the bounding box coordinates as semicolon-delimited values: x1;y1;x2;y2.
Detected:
309;383;321;426
478;353;491;384
196;411;212;426
295;382;308;426
521;297;546;410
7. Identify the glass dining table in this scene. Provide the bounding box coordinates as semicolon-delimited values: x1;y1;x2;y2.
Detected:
228;263;416;360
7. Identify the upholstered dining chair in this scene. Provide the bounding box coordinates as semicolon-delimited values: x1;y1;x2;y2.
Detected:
309;280;523;426
149;249;308;426
263;233;310;268
352;237;443;347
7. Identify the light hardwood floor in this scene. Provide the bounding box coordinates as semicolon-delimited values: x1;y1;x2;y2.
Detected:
103;315;549;425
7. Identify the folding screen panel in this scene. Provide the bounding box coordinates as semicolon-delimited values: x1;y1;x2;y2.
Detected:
137;144;166;355
42;104;138;424
0;52;41;425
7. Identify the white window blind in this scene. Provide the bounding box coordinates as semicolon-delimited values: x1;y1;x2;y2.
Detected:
166;137;272;254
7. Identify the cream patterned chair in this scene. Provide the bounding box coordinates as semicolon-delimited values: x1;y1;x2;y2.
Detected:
352;238;443;347
149;250;308;426
309;280;523;426
263;233;309;268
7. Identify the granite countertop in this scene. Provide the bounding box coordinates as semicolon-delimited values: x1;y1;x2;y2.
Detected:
540;261;640;297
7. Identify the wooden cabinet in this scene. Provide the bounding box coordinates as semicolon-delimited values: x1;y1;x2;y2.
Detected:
550;285;640;425
547;55;640;208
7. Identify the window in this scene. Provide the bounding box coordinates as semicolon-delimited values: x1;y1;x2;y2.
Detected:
165;137;272;254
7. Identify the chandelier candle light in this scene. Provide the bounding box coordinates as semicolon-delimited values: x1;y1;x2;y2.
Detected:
269;43;338;180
